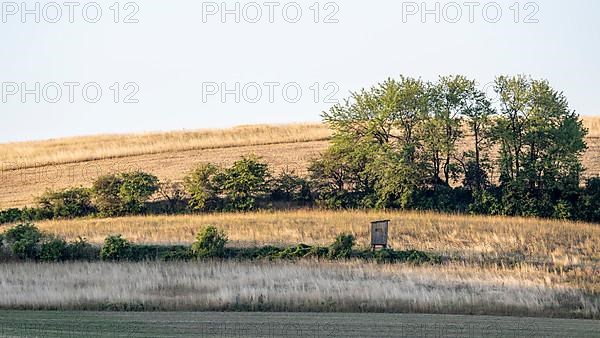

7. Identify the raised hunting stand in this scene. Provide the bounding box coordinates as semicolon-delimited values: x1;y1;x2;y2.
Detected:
370;220;390;251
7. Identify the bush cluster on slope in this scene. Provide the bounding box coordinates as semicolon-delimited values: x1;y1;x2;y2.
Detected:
0;223;95;261
0;223;439;264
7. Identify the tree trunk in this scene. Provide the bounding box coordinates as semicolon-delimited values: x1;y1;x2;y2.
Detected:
444;155;451;186
474;125;481;189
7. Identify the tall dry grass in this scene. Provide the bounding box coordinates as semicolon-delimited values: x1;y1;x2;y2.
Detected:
0;260;596;318
31;210;600;266
25;210;600;295
0;123;331;170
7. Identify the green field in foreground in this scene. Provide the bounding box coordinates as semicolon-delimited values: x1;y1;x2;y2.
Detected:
0;311;598;338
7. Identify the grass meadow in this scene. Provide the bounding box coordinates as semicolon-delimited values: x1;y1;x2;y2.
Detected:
33;210;599;263
0;260;597;318
21;209;600;299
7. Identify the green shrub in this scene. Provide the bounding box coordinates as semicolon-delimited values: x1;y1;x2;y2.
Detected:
328;233;355;259
65;237;98;260
276;244;312;259
185;157;271;212
100;235;132;261
129;244;187;261
370;248;440;264
36;187;94;219
118;171;160;214
155;181;188;214
159;246;194;261
0;207;52;224
192;226;228;258
404;249;437;263
2;223;43;259
308;144;376;209
250;245;283;259
221;156;270;211
40;237;68;262
307;246;329;258
0;224;96;261
92;172;159;216
92;174;125;216
270;170;312;203
372;248;394;263
553;200;572;220
183;164;222;211
580;178;600;222
0;208;23;224
230;245;283;260
98;240;192;262
468;189;501;215
19;207;53;222
229;244;331;260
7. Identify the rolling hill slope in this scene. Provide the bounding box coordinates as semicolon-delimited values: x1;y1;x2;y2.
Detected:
1;118;599;209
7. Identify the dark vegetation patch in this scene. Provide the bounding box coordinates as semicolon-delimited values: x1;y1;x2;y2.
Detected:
0;223;439;264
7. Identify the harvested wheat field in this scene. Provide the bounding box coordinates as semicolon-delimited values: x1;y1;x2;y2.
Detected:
1;118;599;209
0;124;331;170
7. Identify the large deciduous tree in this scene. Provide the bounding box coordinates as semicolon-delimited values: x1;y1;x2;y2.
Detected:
312;74;588;219
494;75;587;216
317;77;430;209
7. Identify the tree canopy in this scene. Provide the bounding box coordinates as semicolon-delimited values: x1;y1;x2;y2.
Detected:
313;74;589;218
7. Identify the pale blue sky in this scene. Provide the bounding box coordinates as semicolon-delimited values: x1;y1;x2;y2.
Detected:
1;0;599;142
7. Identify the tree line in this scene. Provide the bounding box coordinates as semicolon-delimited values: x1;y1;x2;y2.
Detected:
312;75;597;220
0;157;312;224
0;75;599;223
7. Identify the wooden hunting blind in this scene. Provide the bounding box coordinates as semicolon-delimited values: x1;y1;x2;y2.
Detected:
370;220;390;250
